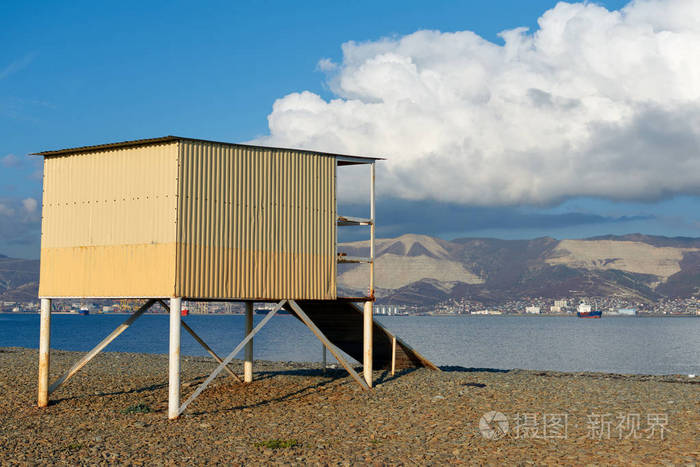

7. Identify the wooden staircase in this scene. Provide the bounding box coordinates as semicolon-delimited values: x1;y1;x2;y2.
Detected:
285;300;438;371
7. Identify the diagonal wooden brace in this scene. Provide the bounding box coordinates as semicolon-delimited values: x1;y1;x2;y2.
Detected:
157;300;243;384
48;299;157;395
347;302;439;371
177;300;287;416
287;300;369;391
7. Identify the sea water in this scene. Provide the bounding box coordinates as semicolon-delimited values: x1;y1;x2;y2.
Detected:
0;313;698;375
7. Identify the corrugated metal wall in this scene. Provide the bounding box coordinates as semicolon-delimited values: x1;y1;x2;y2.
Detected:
39;143;179;297
175;140;337;300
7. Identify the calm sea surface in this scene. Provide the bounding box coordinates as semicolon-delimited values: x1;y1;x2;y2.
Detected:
1;314;698;375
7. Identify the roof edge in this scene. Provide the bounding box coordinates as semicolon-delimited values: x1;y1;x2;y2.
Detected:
30;135;384;163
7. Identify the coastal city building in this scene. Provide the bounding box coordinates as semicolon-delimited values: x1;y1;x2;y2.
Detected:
5;295;700;316
375;305;400;315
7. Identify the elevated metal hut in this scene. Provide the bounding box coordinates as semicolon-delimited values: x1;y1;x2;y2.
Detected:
33;136;436;419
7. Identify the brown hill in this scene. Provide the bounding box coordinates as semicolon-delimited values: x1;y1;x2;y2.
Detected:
0;255;39;302
338;234;700;305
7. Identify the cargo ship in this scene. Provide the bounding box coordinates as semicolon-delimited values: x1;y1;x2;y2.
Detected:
577;303;601;318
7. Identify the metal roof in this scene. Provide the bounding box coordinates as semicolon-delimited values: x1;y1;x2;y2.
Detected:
31;135;383;165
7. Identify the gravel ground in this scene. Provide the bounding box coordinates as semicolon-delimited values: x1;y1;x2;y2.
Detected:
1;347;698;465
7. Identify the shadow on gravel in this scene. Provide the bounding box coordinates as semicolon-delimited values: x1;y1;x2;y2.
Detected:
252;367;353;381
374;367;420;385
49;365;511;413
183;366;429;416
186;374;342;416
52;382;169;404
439;366;511;373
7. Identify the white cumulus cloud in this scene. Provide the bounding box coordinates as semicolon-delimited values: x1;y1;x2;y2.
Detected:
1;154;21;168
257;0;700;206
0;197;42;256
22;197;37;213
0;203;14;216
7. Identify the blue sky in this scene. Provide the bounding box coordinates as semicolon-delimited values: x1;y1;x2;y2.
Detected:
3;0;700;258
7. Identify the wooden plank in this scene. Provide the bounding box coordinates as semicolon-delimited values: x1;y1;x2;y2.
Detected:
337;215;372;226
178;300;286;416
337;256;372;264
48;299;156;395
288;299;438;371
288;300;369;391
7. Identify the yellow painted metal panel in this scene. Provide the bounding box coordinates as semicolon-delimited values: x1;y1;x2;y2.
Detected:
39;142;179;297
176;141;336;300
40;244;177;297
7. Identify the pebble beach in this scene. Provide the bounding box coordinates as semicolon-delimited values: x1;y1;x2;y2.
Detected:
1;347;698;465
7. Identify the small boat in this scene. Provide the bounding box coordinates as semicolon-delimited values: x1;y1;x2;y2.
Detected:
78;306;89;316
577;302;601;318
181;308;189;317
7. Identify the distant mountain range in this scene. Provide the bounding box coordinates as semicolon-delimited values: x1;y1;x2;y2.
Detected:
4;233;700;305
338;233;700;305
0;254;40;302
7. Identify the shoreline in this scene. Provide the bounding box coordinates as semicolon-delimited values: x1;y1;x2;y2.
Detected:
2;311;698;317
1;347;697;464
3;345;698;379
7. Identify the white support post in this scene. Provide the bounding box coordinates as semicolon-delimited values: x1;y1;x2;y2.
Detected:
391;335;397;376
168;297;182;420
244;301;253;383
369;162;375;297
365;162;376;388
363;300;373;387
38;298;51;408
